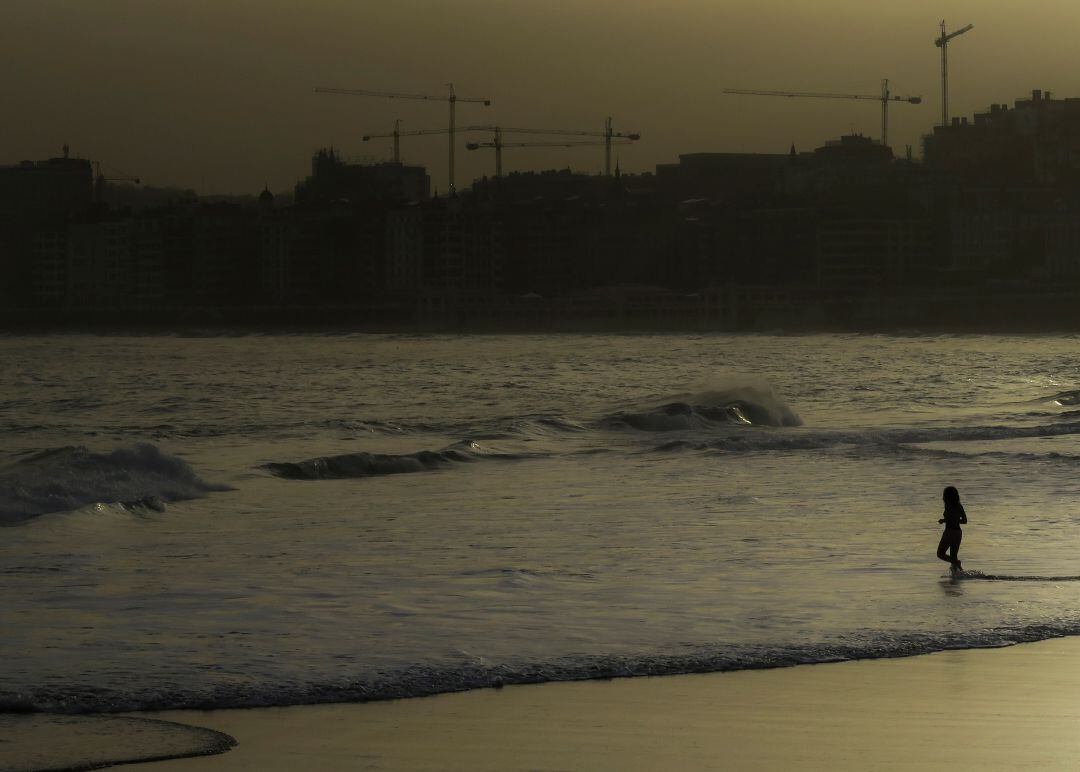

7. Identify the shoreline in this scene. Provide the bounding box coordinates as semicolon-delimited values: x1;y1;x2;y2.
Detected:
4;322;1080;336
119;636;1080;771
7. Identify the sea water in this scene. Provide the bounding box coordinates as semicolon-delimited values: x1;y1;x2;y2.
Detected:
4;332;1080;713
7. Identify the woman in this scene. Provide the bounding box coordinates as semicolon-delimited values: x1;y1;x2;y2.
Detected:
937;486;967;572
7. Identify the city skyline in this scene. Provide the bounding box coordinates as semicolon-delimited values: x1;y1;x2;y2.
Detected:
4;0;1079;194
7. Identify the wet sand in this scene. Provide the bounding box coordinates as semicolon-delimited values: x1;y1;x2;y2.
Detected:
126;636;1080;771
0;714;234;772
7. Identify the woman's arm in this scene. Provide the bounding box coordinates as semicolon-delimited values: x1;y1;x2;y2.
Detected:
959;504;968;525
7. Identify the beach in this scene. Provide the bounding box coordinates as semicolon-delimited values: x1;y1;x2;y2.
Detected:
7;333;1080;769
134;636;1080;771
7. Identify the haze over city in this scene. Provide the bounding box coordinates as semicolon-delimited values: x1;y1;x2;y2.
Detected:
4;0;1079;194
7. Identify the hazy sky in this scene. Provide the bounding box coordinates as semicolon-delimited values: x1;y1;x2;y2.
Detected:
4;1;1079;194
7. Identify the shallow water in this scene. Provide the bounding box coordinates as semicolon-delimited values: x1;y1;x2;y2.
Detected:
4;333;1080;712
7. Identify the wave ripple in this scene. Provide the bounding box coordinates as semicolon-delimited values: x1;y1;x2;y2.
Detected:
957;570;1080;582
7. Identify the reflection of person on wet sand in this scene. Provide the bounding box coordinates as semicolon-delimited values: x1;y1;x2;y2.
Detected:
937;486;967;572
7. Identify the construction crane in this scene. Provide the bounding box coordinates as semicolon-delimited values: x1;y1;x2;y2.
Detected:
465;131;635;177
724;81;921;149
935;21;974;127
93;161;140;204
315;84;492;193
361;124;497;163
493;119;640;177
364;120;641;181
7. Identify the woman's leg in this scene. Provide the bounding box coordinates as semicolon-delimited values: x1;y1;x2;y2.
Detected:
938;529;962;567
949;530;963;569
937;531;954;564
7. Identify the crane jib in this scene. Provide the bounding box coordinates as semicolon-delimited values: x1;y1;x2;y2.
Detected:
725;89;921;104
936;23;974;46
723;84;923;148
315;87;490;105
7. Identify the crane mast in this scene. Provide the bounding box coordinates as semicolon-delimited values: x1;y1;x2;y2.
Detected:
448;84;456;195
935;21;974;127
315;83;492;193
604;117;616;178
882;80;889;150
723;82;922;148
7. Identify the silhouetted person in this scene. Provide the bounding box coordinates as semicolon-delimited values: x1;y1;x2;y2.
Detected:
937;486;967;572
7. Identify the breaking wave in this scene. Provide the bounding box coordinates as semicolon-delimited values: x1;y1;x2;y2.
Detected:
604;383;802;431
1051;389;1080;406
0;444;228;525
650;420;1080;455
263;441;536;481
5;622;1079;714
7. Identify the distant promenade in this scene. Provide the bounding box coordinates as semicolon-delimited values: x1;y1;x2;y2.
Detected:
5;284;1080;333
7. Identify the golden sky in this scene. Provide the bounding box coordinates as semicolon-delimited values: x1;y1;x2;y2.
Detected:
4;0;1078;194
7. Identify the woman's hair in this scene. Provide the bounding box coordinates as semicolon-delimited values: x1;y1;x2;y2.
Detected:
943;486;960;504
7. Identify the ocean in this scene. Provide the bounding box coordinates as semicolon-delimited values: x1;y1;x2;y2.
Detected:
4;332;1080;714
